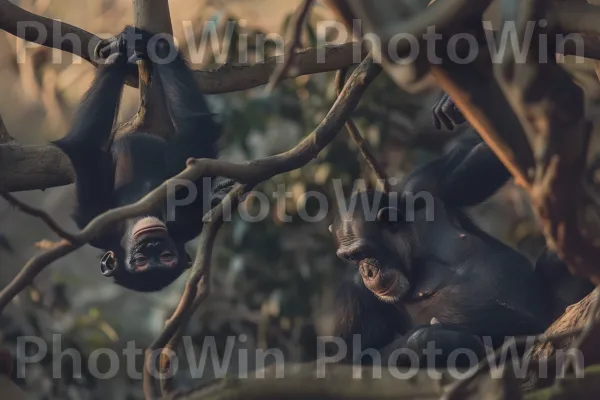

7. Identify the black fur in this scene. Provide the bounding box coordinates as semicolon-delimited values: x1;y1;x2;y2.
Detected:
332;104;594;366
53;27;231;292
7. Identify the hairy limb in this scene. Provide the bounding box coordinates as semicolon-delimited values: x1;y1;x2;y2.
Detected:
51;53;127;236
401;133;510;206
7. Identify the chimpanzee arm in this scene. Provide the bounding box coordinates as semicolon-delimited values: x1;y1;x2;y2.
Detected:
403;133;511;207
440;141;512;207
52;58;126;232
333;275;410;364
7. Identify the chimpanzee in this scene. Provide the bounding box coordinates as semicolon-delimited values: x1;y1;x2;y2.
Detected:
52;27;230;292
330;94;594;365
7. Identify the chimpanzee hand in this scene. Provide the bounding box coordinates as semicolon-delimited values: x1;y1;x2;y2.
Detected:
94;26;154;64
432;92;466;131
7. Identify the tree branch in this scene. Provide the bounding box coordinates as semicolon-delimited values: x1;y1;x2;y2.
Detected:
335;68;390;192
0;192;78;243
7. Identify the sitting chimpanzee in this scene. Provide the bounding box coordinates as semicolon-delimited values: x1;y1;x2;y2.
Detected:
53;27;230;292
330;94;594;366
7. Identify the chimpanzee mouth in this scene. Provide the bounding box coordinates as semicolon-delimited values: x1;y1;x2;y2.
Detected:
376;273;399;297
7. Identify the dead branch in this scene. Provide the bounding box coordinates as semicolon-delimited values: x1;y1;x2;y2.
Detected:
335;68;390;192
265;0;315;93
0;192;77;242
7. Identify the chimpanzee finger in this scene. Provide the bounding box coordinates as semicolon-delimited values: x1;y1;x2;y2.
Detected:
95;38;118;60
127;52;144;65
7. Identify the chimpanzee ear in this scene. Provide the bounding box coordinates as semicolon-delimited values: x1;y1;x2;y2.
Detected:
100;251;117;277
376;207;403;226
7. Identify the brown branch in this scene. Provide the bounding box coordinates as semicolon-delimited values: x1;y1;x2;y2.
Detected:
0;192;78;243
0;144;73;192
335;68;390;193
265;0;315;93
0;0;101;65
197;43;365;94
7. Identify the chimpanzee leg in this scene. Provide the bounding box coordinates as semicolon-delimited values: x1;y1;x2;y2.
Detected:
402;131;511;207
51;55;127;233
150;40;220;171
147;37;227;239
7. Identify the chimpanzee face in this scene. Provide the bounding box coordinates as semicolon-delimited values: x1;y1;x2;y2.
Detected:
332;191;414;303
99;216;192;291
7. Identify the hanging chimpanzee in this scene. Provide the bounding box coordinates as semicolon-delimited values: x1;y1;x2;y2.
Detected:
330;93;594;365
53;27;231;292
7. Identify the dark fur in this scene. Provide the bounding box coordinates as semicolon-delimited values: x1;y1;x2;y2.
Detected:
53;27;228;292
332;125;593;365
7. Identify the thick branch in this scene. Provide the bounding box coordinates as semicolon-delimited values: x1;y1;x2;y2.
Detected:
0;0;100;65
0;144;73;191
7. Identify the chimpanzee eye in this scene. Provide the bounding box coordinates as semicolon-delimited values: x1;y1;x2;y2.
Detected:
160;252;174;261
134;255;148;265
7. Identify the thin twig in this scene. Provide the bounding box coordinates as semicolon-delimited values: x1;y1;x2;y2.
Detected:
0;192;78;243
335;68;390;193
265;0;315;93
143;184;247;399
